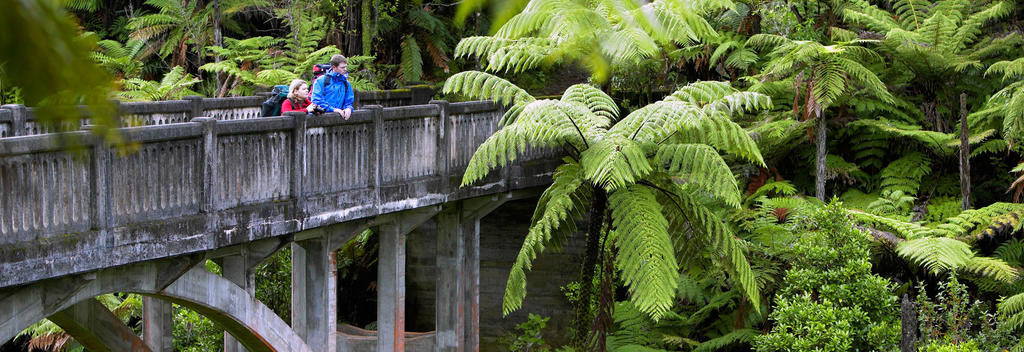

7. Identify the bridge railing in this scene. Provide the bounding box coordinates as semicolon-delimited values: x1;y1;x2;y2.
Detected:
0;87;437;137
0;100;559;256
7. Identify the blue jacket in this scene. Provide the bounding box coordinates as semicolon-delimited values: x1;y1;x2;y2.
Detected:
311;71;355;112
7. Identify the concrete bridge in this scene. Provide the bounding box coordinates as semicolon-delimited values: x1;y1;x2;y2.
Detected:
0;97;561;352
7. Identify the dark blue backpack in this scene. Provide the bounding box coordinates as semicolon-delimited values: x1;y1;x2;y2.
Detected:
260;85;290;117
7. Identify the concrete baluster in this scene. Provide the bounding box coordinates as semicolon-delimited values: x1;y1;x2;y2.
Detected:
83;125;112;243
194;117;219;212
1;104;27;136
432;100;451;190
367;105;384;202
287;111;307;214
184;95;204;120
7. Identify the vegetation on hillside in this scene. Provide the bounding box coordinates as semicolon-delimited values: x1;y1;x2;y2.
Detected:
7;0;1024;350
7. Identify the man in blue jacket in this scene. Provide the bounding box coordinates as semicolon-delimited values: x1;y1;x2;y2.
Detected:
312;54;355;119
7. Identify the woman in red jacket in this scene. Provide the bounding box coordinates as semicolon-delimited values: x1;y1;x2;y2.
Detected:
281;79;318;113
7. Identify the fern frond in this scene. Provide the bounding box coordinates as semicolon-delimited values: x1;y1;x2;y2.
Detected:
580;135;652;191
693;329;758;352
964;256;1019;284
896;237;973;274
442;71;535;108
400;36;423;82
610;185;678;320
1000;292;1024;330
656;143;740;207
461;100;594;185
666;81;737;105
502;161;588;315
560;84;619;121
879;152;932;195
849;209;932;239
673;189;760;310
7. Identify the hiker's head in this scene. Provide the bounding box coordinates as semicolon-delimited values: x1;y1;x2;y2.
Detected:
288;79;309;101
330;55;348;75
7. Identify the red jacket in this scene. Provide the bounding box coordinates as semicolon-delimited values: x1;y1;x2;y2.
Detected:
281;98;311;113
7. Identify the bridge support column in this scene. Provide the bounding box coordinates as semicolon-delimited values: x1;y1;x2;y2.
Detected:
436;193;529;351
292;235;338;352
142;297;173;352
377;221;407;352
376;208;438;352
435;204;479;352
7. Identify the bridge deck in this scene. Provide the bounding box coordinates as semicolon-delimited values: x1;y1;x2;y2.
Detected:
0;101;558;289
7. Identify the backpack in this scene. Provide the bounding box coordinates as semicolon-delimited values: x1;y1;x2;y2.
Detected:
312;63;331;81
260;85;290;117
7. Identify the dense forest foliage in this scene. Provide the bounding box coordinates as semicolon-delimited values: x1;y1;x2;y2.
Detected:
6;0;1024;351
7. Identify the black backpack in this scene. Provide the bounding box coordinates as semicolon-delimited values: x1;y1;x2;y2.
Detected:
260;85;289;117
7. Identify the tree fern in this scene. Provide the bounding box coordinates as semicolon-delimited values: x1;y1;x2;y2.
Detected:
879;152;932;195
452;0;729;82
454;73;767;330
400;36;423;83
119;66;200;101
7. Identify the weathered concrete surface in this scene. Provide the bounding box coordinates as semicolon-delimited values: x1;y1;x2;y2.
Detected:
48;298;151;352
337;324;435;352
0;101;559;290
407;198;584;351
0;257;313;352
142;297;173;352
376;208;439;352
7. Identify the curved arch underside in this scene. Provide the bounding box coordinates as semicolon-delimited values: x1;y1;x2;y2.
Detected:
0;258;311;352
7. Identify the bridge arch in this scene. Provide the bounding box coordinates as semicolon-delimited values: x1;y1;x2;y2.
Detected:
0;258;311;352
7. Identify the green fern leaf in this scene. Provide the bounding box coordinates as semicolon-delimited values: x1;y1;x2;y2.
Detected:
610;185;678;320
502;161;588;315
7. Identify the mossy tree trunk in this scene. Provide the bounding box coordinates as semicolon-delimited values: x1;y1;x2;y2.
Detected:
816;112;827;201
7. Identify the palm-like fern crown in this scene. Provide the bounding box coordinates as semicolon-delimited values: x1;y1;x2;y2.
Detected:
119;66;199;101
453;0;731;80
749;34;894;112
842;0;1012;73
979;58;1024;146
91;38;152;79
446;70;769;320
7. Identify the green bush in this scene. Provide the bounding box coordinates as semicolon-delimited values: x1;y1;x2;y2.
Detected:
917;275;1018;351
755;202;900;352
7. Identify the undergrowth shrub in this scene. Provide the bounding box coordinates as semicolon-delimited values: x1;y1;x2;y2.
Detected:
755;201;900;352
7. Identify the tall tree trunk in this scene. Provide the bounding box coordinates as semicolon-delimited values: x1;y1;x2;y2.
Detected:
361;0;373;56
213;0;223;94
960;93;971;210
590;238;615;352
900;293;918;352
574;187;606;348
342;0;361;55
816;112;827;201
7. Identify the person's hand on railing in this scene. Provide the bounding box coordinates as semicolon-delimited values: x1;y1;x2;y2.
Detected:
334;108;352;119
306;103;318;114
